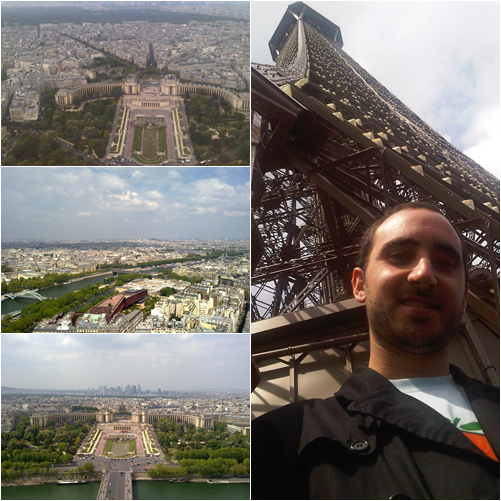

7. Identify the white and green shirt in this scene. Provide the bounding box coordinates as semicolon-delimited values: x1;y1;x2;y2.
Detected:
390;375;497;461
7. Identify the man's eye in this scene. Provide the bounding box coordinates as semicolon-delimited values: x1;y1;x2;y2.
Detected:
436;259;455;270
388;252;408;263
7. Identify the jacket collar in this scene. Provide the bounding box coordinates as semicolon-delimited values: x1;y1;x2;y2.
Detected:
449;364;499;459
299;365;498;461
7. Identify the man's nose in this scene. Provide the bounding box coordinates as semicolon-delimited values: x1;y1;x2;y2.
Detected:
408;257;437;288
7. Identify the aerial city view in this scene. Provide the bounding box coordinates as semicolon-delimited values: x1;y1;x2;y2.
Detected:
1;334;250;499
1;167;250;333
1;1;250;166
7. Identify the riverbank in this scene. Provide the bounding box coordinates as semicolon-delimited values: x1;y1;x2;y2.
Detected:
143;478;249;484
2;476;249;488
1;476;100;487
1;271;112;300
2;481;249;500
1;273;112;316
64;271;112;284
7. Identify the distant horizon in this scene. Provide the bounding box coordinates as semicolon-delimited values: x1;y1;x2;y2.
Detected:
2;237;250;243
1;167;250;241
1;334;250;391
1;385;248;393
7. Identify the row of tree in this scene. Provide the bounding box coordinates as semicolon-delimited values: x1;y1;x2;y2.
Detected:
114;273;143;287
72;406;99;413
148;456;249;478
67;462;95;476
1;283;115;332
3;92;118;165
1;268;110;294
111;249;243;271
174;446;249;463
151;418;249;466
184;92;249;165
1;417;94;477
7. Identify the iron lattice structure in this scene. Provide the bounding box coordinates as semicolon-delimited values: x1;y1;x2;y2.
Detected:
252;2;500;351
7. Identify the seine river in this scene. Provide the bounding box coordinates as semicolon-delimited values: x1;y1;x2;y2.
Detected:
1;481;250;500
1;274;111;316
1;266;179;316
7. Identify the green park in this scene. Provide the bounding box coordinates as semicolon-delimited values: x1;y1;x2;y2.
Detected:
184;93;249;166
132;116;169;164
2;89;120;166
147;419;249;479
102;436;138;458
1;415;96;481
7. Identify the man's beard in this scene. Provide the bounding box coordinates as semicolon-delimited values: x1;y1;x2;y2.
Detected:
365;286;465;355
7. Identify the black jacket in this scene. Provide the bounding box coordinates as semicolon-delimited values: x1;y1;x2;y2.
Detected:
252;365;499;499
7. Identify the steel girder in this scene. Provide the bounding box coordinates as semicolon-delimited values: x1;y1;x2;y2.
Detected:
251;11;500;344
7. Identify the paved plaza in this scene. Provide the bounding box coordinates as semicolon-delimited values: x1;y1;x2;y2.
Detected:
123;107;178;163
112;440;129;457
93;423;146;458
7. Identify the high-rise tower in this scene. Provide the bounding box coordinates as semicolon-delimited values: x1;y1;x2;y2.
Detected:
251;2;499;407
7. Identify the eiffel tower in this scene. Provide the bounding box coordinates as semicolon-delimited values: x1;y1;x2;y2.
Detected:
251;2;499;402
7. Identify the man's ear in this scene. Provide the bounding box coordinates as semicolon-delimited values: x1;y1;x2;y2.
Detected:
352;267;366;303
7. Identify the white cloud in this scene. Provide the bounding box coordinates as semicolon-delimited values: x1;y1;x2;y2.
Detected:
42;352;80;362
145;190;164;199
223;211;248;217
97;173;128;191
2;167;250;240
110;191;135;201
253;2;499;179
61;337;78;346
195;206;217;214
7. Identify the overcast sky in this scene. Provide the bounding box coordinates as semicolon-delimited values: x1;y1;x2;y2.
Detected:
1;167;250;241
251;0;500;178
1;334;250;391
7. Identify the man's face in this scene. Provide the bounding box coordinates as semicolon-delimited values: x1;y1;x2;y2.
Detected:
352;208;468;354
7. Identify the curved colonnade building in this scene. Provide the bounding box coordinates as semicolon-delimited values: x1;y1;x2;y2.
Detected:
29;409;219;431
30;412;93;427
131;410;216;430
55;75;249;112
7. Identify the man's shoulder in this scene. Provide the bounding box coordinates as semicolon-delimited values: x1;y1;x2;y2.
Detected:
450;364;500;401
252;398;319;433
251;396;349;500
252;366;386;433
252;394;351;458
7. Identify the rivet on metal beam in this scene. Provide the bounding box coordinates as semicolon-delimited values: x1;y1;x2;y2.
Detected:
411;165;424;176
462;199;475;210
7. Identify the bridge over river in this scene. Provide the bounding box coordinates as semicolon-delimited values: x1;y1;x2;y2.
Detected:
97;470;132;500
3;291;49;301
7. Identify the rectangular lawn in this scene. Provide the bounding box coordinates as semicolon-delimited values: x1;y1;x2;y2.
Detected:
143;127;158;159
133;125;142;152
103;438;114;453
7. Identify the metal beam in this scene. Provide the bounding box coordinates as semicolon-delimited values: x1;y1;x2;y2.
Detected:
252;297;367;355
